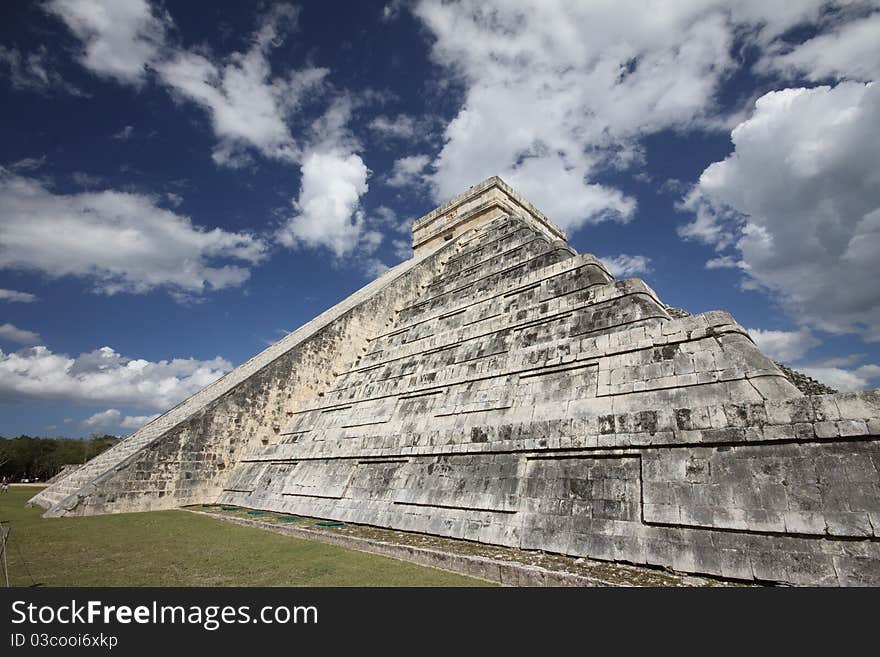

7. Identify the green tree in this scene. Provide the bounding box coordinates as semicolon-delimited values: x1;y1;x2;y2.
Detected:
0;435;121;482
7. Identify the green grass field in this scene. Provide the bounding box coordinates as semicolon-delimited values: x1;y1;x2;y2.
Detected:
0;487;491;587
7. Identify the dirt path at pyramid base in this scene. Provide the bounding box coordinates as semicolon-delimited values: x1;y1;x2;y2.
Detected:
188;505;747;587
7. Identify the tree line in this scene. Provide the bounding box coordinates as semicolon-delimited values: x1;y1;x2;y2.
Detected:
0;435;121;482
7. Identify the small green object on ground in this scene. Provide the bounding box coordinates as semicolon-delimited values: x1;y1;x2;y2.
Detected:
316;521;345;528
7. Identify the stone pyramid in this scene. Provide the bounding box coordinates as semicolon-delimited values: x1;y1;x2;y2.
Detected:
32;177;880;585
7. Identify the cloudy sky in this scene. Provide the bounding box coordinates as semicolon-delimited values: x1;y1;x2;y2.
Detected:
1;0;879;437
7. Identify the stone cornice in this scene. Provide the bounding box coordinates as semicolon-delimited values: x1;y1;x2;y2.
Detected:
411;176;567;253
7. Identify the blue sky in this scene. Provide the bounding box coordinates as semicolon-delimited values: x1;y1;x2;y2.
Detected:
1;0;878;437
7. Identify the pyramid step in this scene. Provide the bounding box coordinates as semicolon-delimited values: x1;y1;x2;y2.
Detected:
397;245;577;325
444;222;536;269
29;430;160;508
382;253;612;340
431;232;555;289
281;311;789;443
370;265;615;357
425;238;575;299
351;278;668;379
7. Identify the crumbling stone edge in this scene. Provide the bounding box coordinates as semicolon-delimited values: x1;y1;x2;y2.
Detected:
185;509;623;587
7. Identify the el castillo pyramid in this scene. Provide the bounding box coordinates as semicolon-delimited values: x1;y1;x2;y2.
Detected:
31;177;880;585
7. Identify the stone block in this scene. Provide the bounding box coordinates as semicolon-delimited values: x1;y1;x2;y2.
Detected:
783;510;826;535
811;395;841;421
814;421;840;438
825;512;874;538
836;391;880;420
837;420;868;437
762;424;797;441
793;422;815;440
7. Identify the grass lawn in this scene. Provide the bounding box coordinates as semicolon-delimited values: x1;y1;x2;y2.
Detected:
0;487;492;587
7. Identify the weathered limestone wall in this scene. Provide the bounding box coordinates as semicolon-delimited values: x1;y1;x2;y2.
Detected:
223;390;880;586
219;212;880;585
35;241;457;517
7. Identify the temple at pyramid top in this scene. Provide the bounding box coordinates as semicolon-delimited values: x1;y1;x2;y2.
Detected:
30;175;880;586
411;176;566;255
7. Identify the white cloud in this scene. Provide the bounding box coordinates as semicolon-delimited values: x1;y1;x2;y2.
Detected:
276;151;375;257
305;95;361;155
761;12;880;83
680;82;880;340
370;114;416;139
376;206;413;237
8;157;47;173
504;161;637;229
0;45;86;96
782;352;880;393
50;2;377;263
50;1;328;166
372;205;399;228
598;254;651;278
81;408;121;428
45;0;169;85
381;0;405;23
362;258;390;278
0;323;41;345
0;345;231;409
810;354;865;368
0;289;38;303
120;412;159;429
746;328;821;362
82;408;160;430
392;238;412;261
370;209;412;260
156;13;328;166
369;113;437;144
112;125;134;141
69;171;104;189
705;255;744;270
799;364;880;393
386;154;430;188
409;1;863;233
0;170;267;297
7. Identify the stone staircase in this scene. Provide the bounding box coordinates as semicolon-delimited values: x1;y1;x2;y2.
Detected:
29;250;441;515
31;428;164;508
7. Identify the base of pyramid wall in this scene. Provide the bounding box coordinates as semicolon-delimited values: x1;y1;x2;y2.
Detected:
215;429;880;586
185;509;733;587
